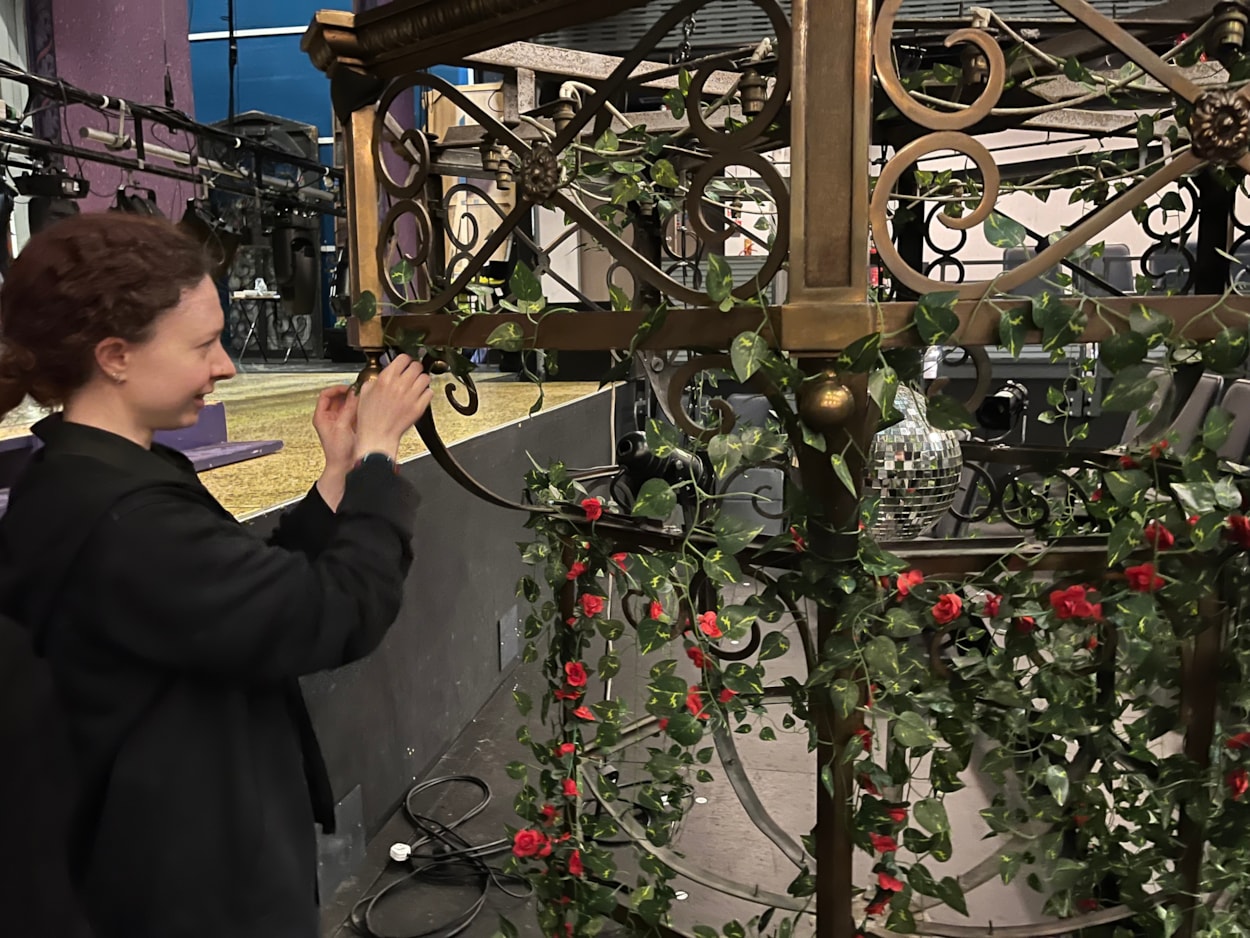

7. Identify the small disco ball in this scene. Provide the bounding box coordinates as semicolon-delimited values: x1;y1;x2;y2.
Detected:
866;386;963;539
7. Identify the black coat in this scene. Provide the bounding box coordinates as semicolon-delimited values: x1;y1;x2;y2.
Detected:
0;415;418;938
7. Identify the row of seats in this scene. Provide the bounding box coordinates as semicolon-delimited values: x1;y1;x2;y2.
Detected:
1120;368;1250;463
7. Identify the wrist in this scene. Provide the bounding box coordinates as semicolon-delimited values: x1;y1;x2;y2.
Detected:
352;438;398;464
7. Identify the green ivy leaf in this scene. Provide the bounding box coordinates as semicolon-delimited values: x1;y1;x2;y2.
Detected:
998;307;1027;357
1136;113;1155;145
1107;518;1137;567
1100;330;1149;373
713;513;763;555
829;679;859;717
936;877;969;917
787;867;816;898
389;258;416;287
914;797;951;833
353;290;378;323
608;284;632;311
907;862;941;898
1203;328;1249;373
1104;468;1150;504
836;333;881;373
665;711;705;746
819;766;835;799
1129;304;1174;346
983;212;1027;248
703;548;744;586
730;331;769;381
914;291;960;344
999;852;1023;885
718;605;757;640
513;689;532;716
708;433;742;479
1102;364;1158;412
868;365;900;423
652;158;680;188
646;418;683;458
661;89;685;119
759;631;790;661
485;322;525;353
759;726;777;741
633;478;677;519
505;760;527;780
595;129;620;153
863;635;900;678
1045;764;1070;806
723;662;764;694
1204;406;1235;451
510;262;544;304
1032;293;1085;356
830;453;857;494
926;393;976;430
707;253;734;306
886;907;917;934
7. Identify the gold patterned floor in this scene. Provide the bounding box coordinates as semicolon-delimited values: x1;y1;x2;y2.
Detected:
1;370;603;518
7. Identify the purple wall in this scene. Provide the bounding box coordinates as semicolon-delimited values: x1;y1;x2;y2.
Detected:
43;0;196;216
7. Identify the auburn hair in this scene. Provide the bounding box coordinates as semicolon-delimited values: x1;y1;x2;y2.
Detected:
0;213;211;417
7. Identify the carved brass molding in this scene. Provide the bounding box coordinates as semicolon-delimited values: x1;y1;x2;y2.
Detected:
302;0;656;77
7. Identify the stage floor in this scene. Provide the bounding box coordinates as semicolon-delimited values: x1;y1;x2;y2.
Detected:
0;368;603;518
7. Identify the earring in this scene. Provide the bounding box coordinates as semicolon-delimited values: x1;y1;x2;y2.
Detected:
110;372;125;384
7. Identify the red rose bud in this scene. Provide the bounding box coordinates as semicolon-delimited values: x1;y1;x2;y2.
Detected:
1188;515;1200;526
1090;488;1103;502
1226;732;1250;751
865;897;890;917
877;871;904;892
1149;439;1168;460
1086;635;1100;651
697;610;723;639
1143;521;1175;550
648;600;664;620
1014;616;1037;634
686;686;709;721
896;569;924;597
868;832;898;853
931;593;963;625
580;498;603;521
568;850;584;877
566;561;587;581
540;804;558;825
687;646;707;669
1119;455;1139;469
1229;767;1249;800
1073;815;1090;827
562;778;579;797
555;742;576;756
512;829;549;858
790;526;807;551
572;706;595;721
611;552;628;570
857;774;881;795
983;594;1002;617
887;806;908;823
853;726;873;753
657;718;669;731
1125;562;1164;592
1078;899;1100;913
553;686;582;701
718;688;737;703
1228;514;1250;549
564;661;588;687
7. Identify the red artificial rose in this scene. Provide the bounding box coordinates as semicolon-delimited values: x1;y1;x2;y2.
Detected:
896;569;924;597
555;742;576;757
1143;521;1175;550
648;600;664;620
877;871;904;892
853;726;873;753
790;526;807;552
1119;455;1138;469
865;897;890;917
887;806;908;823
553;687;582;701
687;646;707;669
697;610;723;639
1229;767;1249;800
931;593;963;625
1188;515;1200;526
611;552;628;571
556;923;573;938
1050;584;1095;619
1228;514;1250;549
868;832;898;853
562;778;579;797
1090;488;1103;503
686;686;709;720
579;593;605;617
540;804;558;825
1125;562;1164;592
1073;814;1090;827
1077;899;1100;913
566;561;587;581
718;688;737;704
567;850;584;877
513;829;548;858
657;718;669;731
1226;732;1250;751
1149;439;1169;460
581;498;603;521
857;774;881;795
983;594;1002;617
572;706;595;721
564;662;588;687
1086;634;1100;651
565;617;577;627
1015;616;1037;634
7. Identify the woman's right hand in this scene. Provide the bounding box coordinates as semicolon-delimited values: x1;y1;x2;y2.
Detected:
353;354;434;462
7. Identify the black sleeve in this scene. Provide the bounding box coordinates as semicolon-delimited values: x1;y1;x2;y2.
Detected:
265;484;337;557
84;460;418;682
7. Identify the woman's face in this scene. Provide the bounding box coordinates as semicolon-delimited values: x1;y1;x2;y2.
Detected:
120;276;237;430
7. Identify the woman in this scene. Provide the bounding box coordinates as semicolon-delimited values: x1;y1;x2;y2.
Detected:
0;213;431;938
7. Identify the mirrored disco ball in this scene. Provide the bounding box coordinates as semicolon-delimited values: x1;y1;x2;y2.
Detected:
866;386;963;539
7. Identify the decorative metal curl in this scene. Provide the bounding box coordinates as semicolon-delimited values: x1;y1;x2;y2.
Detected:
377;198;434;306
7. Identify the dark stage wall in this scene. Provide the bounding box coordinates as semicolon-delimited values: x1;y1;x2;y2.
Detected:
248;388;616;891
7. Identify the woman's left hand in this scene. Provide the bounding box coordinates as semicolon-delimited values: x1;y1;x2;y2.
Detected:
312;385;359;509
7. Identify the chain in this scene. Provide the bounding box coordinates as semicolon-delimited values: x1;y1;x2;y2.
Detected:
674;14;696;64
